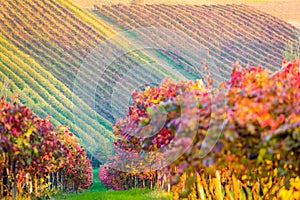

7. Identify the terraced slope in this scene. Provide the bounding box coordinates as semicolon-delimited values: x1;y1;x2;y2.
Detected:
1;0;184;123
1;0;300;162
0;0;131;158
0;32;114;157
93;4;300;77
91;3;299;128
0;0;187;159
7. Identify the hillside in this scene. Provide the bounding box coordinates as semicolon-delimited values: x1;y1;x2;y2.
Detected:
73;0;300;29
93;4;300;74
0;0;127;159
1;0;300;163
89;4;300;126
0;0;185;160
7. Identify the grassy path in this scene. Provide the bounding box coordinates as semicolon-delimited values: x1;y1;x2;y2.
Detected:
54;168;172;200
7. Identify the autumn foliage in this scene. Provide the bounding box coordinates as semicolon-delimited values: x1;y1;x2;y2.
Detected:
0;98;92;199
99;60;300;199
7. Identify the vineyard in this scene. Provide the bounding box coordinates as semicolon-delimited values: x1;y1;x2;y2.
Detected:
0;98;92;198
0;0;185;162
0;0;300;199
92;3;300;118
93;3;300;74
0;0;115;159
99;60;300;199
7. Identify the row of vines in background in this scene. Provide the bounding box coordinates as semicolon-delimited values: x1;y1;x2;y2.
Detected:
93;4;300;77
0;98;92;199
0;0;174;129
99;60;300;199
0;0;115;158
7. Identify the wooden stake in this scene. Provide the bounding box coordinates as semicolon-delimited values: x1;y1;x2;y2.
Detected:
232;174;240;200
215;171;223;200
196;173;205;200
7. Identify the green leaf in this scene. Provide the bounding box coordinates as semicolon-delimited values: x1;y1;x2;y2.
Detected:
33;147;38;156
241;156;247;164
25;126;33;137
26;149;32;155
15;137;23;146
257;148;267;164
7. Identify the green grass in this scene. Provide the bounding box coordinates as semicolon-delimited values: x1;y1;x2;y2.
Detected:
53;168;172;200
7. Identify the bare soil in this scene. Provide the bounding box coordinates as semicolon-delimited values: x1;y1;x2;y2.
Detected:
248;0;300;29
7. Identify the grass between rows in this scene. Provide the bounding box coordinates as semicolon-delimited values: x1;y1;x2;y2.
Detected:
53;168;173;200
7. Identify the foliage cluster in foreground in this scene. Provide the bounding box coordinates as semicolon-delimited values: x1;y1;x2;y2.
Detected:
0;98;92;199
100;60;300;199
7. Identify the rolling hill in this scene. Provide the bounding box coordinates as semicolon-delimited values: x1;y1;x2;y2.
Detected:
0;0;117;159
0;0;184;160
1;0;300;162
73;0;300;28
91;3;300;121
93;3;300;73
